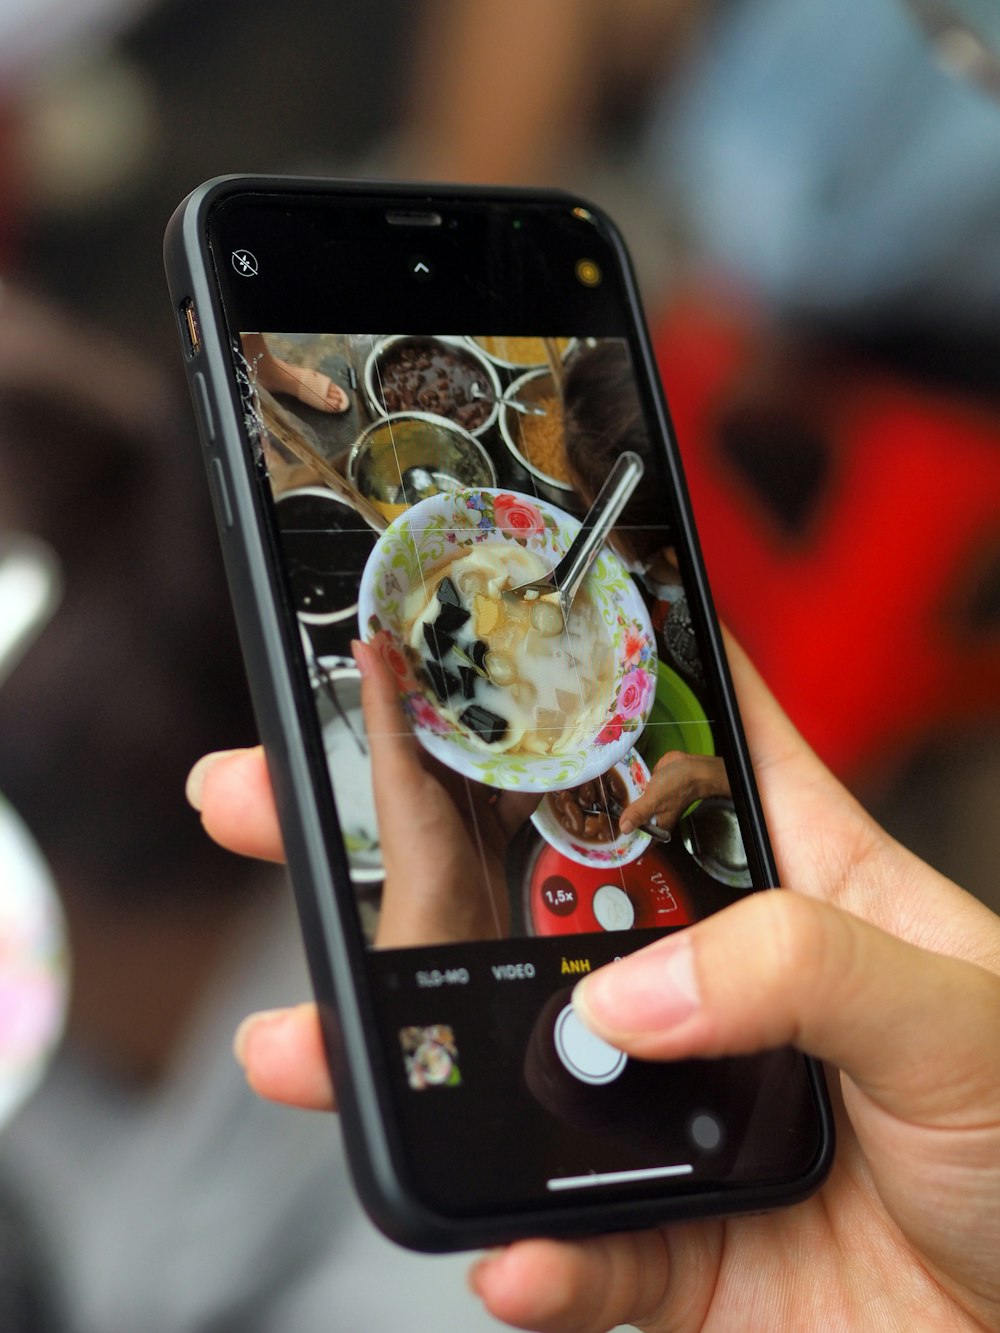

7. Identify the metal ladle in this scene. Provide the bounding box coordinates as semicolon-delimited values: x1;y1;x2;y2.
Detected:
579;793;673;844
507;450;645;620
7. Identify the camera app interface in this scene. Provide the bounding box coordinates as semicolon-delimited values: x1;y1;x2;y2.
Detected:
242;331;751;949
238;329;817;1212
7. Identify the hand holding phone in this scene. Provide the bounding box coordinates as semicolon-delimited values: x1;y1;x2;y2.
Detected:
165;178;832;1249
201;640;1000;1333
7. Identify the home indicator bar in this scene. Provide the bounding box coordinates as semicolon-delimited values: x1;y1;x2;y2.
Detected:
547;1163;694;1192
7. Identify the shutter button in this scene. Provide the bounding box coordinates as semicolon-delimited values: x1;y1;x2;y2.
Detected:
553;1003;627;1086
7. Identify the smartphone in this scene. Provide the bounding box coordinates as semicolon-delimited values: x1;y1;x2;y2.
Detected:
164;177;833;1251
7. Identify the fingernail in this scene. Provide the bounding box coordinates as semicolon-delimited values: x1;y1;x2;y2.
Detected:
351;639;372;676
575;933;700;1033
233;1008;291;1067
619;816;634;834
185;749;244;811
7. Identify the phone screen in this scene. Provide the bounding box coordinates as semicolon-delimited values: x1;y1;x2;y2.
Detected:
202;190;826;1223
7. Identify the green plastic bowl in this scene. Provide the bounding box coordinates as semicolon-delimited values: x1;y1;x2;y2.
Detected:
637;662;714;767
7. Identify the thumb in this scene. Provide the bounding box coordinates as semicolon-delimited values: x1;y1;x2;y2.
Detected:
188;746;285;862
573;891;1000;1128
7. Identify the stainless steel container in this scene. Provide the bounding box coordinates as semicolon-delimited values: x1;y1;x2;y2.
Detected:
275;486;377;626
347;412;497;519
679;798;752;889
499;367;577;506
363;335;501;437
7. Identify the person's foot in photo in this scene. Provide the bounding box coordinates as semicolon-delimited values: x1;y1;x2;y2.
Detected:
244;334;350;413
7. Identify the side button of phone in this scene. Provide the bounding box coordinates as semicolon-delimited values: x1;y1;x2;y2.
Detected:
553;1003;627;1086
192;371;216;443
208;458;234;531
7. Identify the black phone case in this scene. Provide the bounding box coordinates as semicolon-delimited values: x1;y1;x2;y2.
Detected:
164;174;834;1251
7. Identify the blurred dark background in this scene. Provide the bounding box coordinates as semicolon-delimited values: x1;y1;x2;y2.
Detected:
0;0;998;1329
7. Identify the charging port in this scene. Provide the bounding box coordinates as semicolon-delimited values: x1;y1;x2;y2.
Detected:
180;298;201;358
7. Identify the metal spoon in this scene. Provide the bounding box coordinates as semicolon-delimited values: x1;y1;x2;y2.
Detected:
579;794;672;844
507;450;645;620
471;381;547;417
302;641;369;757
501;393;548;418
319;667;369;758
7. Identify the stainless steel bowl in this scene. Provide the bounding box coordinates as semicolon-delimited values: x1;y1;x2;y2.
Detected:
348;412;497;513
679;798;752;889
363;335;501;437
465;335;577;372
499;367;576;503
275;486;377;626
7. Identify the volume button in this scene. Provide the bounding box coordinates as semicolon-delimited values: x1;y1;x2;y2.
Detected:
208;457;235;531
192;371;216;443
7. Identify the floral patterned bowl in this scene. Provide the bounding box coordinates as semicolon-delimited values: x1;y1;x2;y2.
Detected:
530;749;652;867
357;488;657;792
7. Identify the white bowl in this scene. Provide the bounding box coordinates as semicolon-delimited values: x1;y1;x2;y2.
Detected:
530;749;652;867
356;488;657;793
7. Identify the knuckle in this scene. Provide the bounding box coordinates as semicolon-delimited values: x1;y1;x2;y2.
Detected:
753;891;831;985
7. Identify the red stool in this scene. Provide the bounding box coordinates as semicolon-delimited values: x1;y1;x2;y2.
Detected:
653;300;1000;780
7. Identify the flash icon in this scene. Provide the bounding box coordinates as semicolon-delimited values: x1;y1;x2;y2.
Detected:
231;249;259;277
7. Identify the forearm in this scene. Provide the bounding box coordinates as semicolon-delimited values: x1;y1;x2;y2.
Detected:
399;0;602;183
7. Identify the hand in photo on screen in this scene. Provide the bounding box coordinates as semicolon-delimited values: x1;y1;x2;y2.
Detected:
351;639;536;949
618;750;731;835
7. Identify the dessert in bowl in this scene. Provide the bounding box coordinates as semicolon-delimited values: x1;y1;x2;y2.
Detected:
356;488;656;792
530;749;652;867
